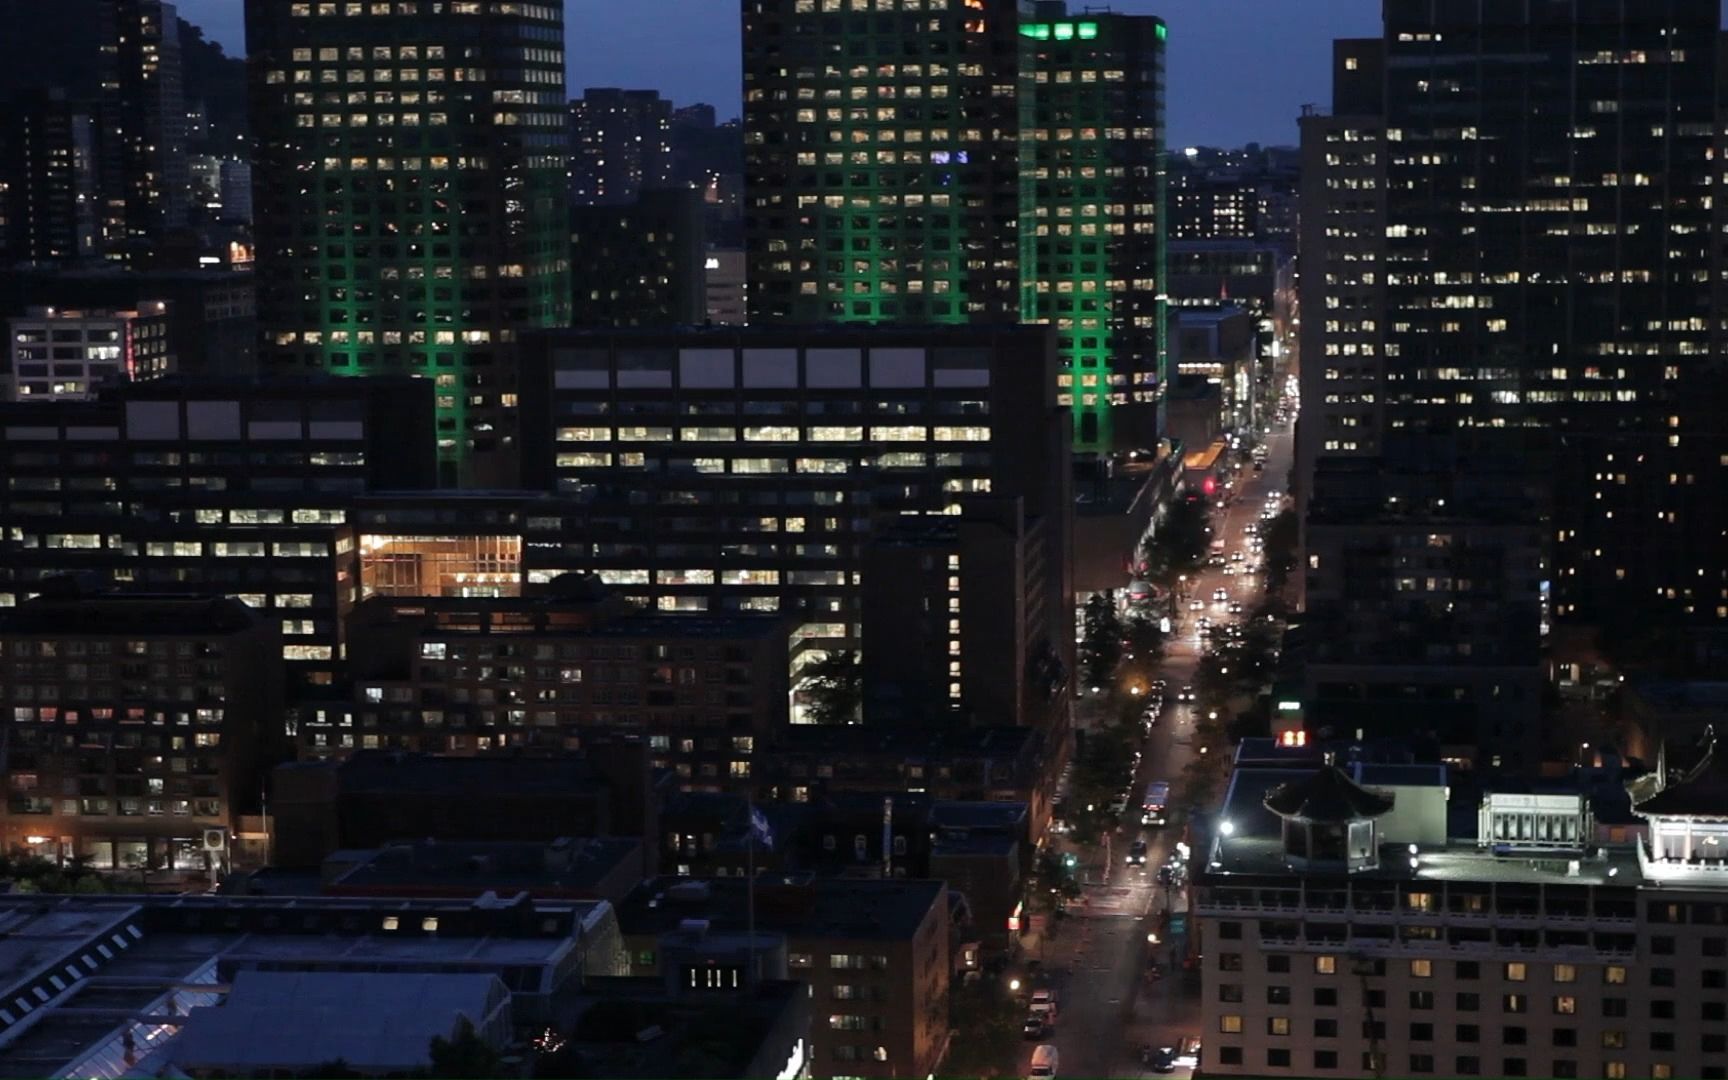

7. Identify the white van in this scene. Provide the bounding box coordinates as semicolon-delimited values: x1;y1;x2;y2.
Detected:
1029;1044;1058;1079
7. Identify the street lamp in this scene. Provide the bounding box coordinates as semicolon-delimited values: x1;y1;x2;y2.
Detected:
1009;978;1022;992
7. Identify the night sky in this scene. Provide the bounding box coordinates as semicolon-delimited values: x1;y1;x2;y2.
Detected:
178;0;1386;147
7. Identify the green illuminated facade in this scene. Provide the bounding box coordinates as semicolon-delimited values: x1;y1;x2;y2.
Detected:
742;0;1166;454
743;0;1032;325
1026;5;1167;453
247;0;571;486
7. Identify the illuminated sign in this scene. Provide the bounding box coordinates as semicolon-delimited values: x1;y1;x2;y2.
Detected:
1276;700;1301;712
1006;900;1025;932
1018;21;1098;41
704;257;721;271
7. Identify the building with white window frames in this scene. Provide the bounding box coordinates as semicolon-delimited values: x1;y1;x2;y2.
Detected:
1197;753;1728;1080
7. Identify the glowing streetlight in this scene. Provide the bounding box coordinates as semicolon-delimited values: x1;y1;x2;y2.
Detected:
1009;978;1022;992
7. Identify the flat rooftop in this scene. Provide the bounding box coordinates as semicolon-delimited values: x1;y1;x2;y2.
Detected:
0;895;610;1080
280;750;614;796
616;876;943;942
1208;767;1645;887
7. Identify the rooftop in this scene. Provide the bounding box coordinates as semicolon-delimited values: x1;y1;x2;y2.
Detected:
616;876;944;942
0;895;612;1080
326;838;644;898
0;592;260;636
774;724;1036;761
1636;738;1728;819
162;970;506;1074
279;750;618;797
559;978;805;1079
1207;767;1645;887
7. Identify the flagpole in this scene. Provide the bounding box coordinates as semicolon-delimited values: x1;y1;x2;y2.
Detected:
746;794;756;991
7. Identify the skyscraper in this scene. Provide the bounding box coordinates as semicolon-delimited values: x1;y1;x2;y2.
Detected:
742;0;1031;326
1298;0;1728;766
567;88;674;207
108;0;191;262
246;0;571;486
1024;3;1167;452
0;90;102;264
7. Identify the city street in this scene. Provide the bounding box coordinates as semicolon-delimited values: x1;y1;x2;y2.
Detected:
1022;415;1296;1078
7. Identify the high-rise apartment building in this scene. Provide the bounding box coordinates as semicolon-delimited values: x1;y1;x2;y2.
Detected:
742;0;1031;326
246;0;572;486
570;188;707;327
0;584;285;873
1024;3;1167;453
108;0;191;262
0;90;102;264
567;88;674;207
1297;2;1728;764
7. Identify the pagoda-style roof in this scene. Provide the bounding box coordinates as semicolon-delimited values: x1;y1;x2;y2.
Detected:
1635;737;1728;819
1263;764;1394;822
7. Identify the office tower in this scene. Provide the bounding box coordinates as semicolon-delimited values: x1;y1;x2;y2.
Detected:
1297;3;1728;765
517;324;1073;728
742;0;1030;326
570;188;707;326
1024;3;1168;453
246;0;572;486
108;0;191;263
0;91;102;264
6;303;173;401
0;584;284;872
567;88;674;207
0;376;437;692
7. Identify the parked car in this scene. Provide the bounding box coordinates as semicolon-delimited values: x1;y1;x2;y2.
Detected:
1148;1045;1178;1073
1022;1015;1047;1040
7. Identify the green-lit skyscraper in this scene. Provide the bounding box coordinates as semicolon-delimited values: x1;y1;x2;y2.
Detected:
742;0;1166;454
742;0;1032;325
246;0;570;486
1025;2;1166;453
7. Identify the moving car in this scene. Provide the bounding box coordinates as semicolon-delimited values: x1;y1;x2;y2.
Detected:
1228;600;1244;614
1212;587;1228;602
1126;838;1149;865
1188;598;1204;611
1141;781;1171;825
1178;685;1196;702
1148;1045;1178;1074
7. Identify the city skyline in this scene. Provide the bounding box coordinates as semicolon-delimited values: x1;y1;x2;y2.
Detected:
180;0;1384;147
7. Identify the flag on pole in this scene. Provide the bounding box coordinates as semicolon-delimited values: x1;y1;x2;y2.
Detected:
749;805;774;851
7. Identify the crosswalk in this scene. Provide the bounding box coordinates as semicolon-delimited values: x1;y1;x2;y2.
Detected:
1079;883;1150;918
